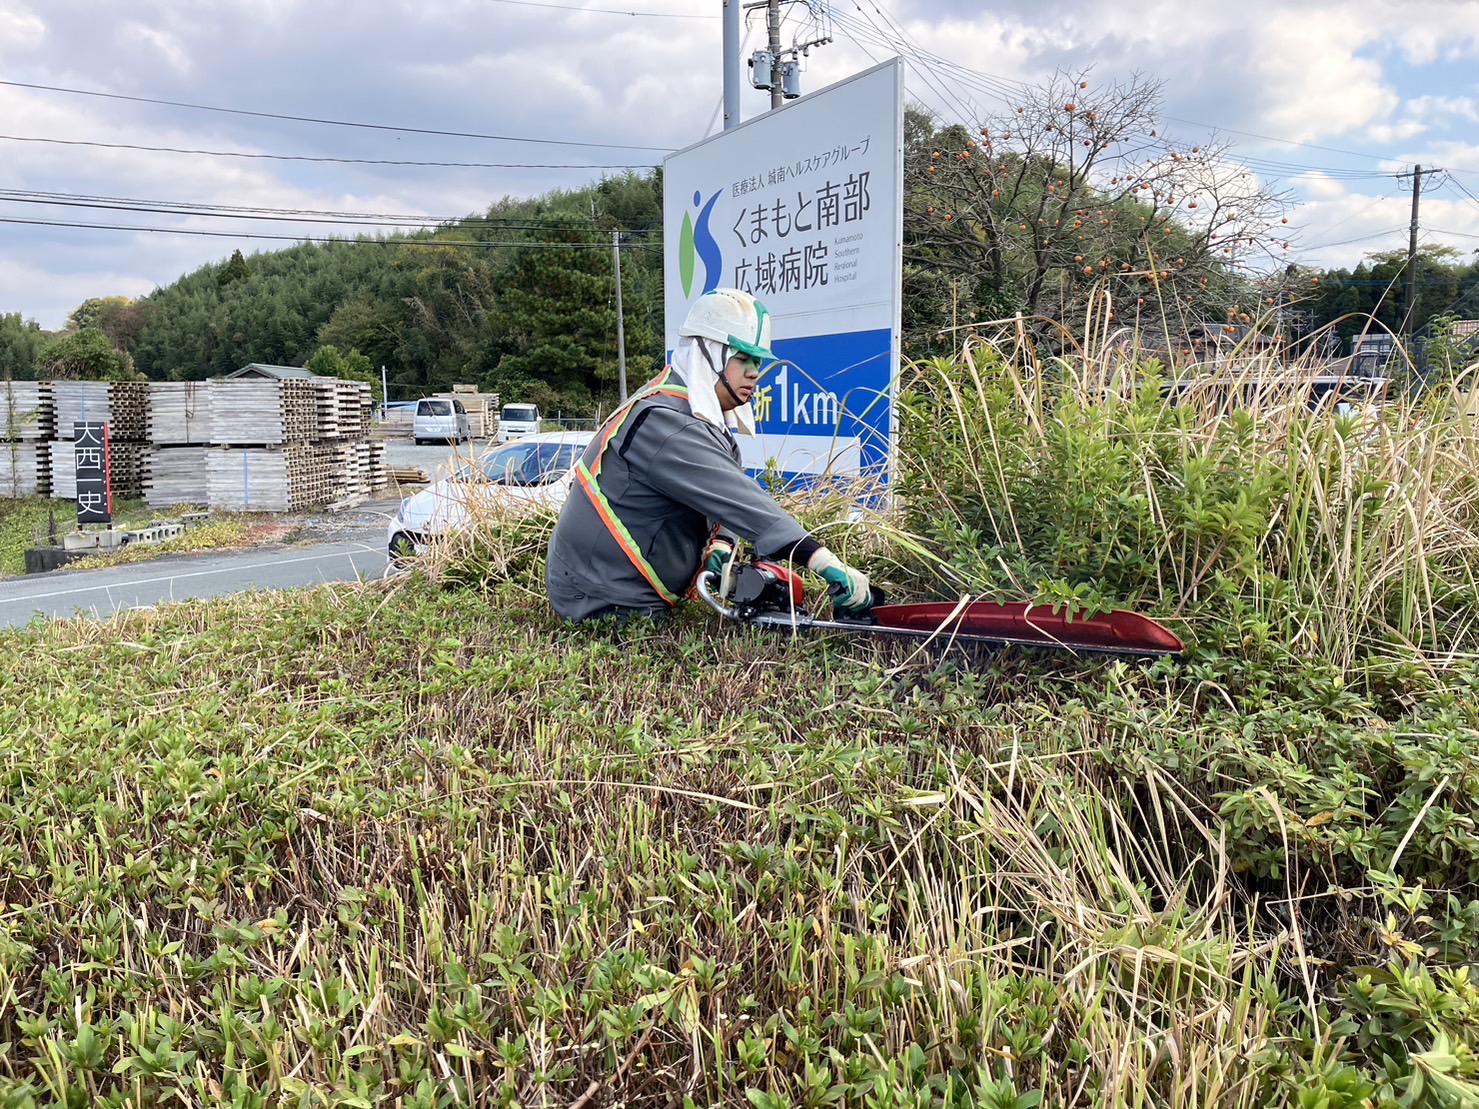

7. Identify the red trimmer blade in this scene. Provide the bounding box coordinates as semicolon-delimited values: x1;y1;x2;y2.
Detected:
867;600;1185;657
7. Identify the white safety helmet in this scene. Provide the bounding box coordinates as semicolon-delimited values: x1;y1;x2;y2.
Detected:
678;288;776;363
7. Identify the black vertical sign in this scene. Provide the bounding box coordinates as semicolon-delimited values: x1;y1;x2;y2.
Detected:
74;421;112;524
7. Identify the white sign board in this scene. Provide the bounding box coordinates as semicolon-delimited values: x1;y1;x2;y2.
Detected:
664;58;904;483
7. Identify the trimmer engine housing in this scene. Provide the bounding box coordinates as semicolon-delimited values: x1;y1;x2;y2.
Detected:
729;560;803;619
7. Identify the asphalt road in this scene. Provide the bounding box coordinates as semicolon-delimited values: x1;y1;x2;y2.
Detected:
0;537;393;628
0;437;492;630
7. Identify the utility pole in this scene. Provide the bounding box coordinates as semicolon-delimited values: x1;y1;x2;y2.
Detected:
722;0;740;130
767;0;783;109
612;231;628;402
1397;165;1442;336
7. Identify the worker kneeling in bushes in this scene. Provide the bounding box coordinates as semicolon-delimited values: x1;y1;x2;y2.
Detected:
545;288;870;623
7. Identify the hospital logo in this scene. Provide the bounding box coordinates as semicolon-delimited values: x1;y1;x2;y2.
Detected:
679;188;724;298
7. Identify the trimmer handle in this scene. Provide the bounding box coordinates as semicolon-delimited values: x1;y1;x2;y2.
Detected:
826;580;887;623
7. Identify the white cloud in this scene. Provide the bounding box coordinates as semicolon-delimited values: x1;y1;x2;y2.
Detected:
1279;174;1479;272
1249;19;1397;141
1293;173;1350;201
0;3;44;56
1391;16;1479;65
0;257;157;327
1368;119;1429;143
1408;94;1479;122
119;22;191;76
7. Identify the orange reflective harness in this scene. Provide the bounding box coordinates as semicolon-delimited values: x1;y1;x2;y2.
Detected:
572;368;691;607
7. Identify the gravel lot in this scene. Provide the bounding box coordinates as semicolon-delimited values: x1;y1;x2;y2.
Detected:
289;435;509;543
378;435;491;476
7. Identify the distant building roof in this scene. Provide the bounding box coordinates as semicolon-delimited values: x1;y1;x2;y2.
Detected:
223;363;322;380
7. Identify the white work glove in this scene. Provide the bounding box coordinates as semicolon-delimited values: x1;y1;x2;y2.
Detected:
808;547;872;614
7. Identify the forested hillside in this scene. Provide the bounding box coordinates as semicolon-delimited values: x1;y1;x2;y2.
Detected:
129;171;666;412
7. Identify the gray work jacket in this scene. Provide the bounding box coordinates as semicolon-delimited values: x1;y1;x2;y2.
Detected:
546;372;807;621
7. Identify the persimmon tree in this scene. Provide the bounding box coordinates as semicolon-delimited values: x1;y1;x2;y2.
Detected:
903;71;1292;352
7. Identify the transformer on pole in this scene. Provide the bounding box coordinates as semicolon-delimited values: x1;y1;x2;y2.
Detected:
742;0;830;108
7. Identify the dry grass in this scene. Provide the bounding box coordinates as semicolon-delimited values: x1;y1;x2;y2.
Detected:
897;309;1479;674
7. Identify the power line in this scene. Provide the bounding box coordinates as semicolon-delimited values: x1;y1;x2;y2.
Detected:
833;8;996;119
0;214;664;249
0;79;675;152
856;0;983;123
1159;118;1393;164
0;189;664;234
1443;174;1479;211
1302;277;1474;286
831;9;1017;107
0;194;442;229
1302;226;1408;250
1226;155;1391;181
1296;191;1404;246
0;193;658;234
0;133;656;170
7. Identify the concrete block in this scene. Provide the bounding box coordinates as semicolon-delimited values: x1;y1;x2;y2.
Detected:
62;529;125;551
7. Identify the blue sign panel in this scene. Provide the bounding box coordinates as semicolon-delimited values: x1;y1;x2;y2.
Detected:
739;328;893;484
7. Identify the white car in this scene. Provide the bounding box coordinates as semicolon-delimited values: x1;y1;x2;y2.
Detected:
386;430;593;564
496;403;541;443
413;398;471;445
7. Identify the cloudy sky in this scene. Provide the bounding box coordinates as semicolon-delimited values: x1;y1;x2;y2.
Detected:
2;0;1478;330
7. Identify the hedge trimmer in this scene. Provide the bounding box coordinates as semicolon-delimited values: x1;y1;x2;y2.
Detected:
696;559;1184;659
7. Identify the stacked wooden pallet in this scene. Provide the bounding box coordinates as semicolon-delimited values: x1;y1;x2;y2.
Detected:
0;441;47;497
348;385;373;438
27;377;391;513
323;442;359;501
311;381;341;440
366;440;389;492
106;382;150;441
143;447;210;507
111;443;144;498
305;443;349;505
324;440;385;501
374;405;414;438
311;379;373;440
206;448;287;511
47;443;76;500
205;443;355;512
48;441;144;500
208;380;317;445
147;382;212;445
2;381;52;441
50;381;111;439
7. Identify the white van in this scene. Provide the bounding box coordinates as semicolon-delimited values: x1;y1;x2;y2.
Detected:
413;398;470;445
497;403;541;443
